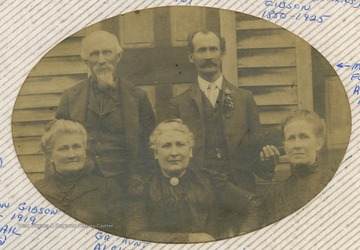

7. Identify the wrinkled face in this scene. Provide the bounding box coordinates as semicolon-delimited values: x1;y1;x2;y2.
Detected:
155;130;193;177
188;32;224;80
83;35;121;89
284;120;322;167
50;133;86;174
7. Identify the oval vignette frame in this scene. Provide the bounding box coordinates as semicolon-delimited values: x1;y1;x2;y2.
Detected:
11;6;351;244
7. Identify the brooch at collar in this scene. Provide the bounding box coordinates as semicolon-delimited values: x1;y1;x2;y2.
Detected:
223;88;234;119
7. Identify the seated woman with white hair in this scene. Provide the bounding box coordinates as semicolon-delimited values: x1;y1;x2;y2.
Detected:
36;119;119;232
125;119;264;243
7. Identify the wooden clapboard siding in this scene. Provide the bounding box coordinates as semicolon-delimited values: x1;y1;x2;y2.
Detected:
225;12;312;126
20;155;46;173
258;106;297;125
29;56;87;77
14;137;42;155
238;67;297;86
45;37;83;57
236;12;280;30
234;13;299;127
15;94;62;109
13;121;49;137
236;18;280;30
237;48;296;68
20;75;86;95
237;29;296;49
12;108;56;122
247;86;298;106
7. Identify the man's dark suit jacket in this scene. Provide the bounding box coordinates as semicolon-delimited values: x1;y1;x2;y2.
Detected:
56;77;156;177
167;78;270;191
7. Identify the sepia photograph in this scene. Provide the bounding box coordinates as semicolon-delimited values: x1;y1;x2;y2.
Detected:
11;6;351;244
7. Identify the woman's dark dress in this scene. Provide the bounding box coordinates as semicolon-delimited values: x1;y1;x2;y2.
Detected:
268;162;330;224
125;168;263;243
36;170;120;233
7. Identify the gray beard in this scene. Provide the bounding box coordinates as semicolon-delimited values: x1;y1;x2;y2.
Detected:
95;70;116;90
93;63;116;90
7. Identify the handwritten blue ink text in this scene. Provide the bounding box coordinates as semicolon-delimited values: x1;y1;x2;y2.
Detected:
263;0;331;23
18;202;58;215
175;0;192;5
94;232;151;250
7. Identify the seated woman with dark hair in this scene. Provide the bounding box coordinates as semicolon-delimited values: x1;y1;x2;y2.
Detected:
125;119;264;243
268;109;329;223
36;119;118;232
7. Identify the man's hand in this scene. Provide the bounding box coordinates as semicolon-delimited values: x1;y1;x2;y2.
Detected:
260;145;280;179
259;145;280;166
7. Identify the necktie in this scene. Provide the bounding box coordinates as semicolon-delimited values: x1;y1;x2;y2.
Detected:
206;82;218;107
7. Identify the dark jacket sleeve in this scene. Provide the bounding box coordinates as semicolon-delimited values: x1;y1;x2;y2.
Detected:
245;91;276;180
55;89;71;120
166;97;180;120
136;91;156;174
246;90;261;140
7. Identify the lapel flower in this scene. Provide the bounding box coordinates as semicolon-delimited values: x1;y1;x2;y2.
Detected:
223;88;234;119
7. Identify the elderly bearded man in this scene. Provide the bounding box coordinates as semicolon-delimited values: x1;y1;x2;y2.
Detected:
55;31;156;232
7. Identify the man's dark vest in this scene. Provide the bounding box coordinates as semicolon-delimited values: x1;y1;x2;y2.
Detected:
84;83;127;178
201;91;232;178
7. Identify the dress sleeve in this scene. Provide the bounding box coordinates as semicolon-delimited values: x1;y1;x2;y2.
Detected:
203;168;266;233
239;193;266;234
203;168;251;212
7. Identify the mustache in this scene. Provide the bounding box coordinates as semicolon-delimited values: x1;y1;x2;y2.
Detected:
200;61;217;68
94;63;114;73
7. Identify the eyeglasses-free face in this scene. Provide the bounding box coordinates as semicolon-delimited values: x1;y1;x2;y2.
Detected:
50;133;87;174
155;130;193;177
284;120;322;167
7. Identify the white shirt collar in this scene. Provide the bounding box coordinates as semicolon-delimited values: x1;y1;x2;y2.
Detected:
197;74;223;92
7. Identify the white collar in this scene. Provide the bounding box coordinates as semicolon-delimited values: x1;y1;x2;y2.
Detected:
198;74;223;92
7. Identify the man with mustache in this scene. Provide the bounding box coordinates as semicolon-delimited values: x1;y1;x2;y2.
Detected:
167;30;278;192
55;31;156;208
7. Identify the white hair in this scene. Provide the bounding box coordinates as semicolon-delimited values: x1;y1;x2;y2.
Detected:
80;30;123;60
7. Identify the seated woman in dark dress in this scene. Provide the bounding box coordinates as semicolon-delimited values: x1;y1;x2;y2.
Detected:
268;109;329;223
36;119;116;231
125;119;264;243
